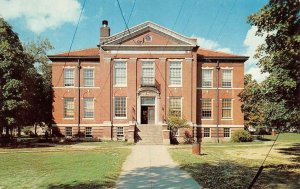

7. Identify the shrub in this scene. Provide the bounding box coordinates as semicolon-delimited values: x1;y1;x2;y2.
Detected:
22;127;33;136
231;130;253;142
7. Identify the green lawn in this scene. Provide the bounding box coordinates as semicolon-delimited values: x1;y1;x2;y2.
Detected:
169;133;300;189
0;142;131;189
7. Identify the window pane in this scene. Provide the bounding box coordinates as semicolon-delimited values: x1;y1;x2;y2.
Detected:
84;98;94;118
114;97;127;117
64;69;74;86
142;61;154;85
64;98;74;118
169;97;181;117
224;128;230;137
117;127;124;136
201;99;212;119
65;127;72;137
202;69;212;87
84;69;94;87
222;69;232;88
222;99;232;118
85;127;92;138
114;62;127;86
170;61;182;85
204;128;210;137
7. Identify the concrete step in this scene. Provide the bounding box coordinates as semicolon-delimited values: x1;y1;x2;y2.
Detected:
135;124;164;145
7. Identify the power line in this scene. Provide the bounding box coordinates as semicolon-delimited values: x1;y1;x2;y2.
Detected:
54;0;87;87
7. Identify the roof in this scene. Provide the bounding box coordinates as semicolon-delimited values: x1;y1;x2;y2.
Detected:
102;21;197;46
48;47;247;60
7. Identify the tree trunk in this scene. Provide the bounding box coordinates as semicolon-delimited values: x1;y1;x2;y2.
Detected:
34;124;37;136
18;126;21;137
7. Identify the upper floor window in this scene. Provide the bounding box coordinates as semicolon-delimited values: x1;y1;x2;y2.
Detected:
114;97;127;118
83;98;94;118
201;99;212;119
170;61;182;86
222;69;232;88
169;97;182;117
114;62;127;86
222;99;232;119
64;68;74;87
142;61;155;86
63;98;74;118
202;69;213;87
83;69;94;87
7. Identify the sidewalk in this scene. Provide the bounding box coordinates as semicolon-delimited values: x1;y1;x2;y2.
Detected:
115;145;201;189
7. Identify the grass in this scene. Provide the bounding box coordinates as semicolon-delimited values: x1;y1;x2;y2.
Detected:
0;142;131;189
169;133;300;189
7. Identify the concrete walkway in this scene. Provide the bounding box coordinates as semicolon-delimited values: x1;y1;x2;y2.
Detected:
115;145;201;189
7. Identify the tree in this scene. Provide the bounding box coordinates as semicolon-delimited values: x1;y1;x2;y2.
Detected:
239;74;265;129
248;0;300;129
0;17;31;137
167;114;190;144
24;38;54;133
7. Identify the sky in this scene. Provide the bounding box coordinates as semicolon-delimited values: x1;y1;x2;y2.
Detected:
0;0;269;81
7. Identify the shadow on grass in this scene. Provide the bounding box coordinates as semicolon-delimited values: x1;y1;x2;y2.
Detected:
277;143;300;163
48;180;115;189
116;165;200;188
179;160;300;189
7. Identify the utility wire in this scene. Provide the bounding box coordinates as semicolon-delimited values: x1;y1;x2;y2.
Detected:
55;0;87;87
248;132;281;189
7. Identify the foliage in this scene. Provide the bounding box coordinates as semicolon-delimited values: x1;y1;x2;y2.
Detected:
21;127;33;136
248;0;300;129
167;114;190;144
231;129;253;142
239;74;265;129
0;17;54;137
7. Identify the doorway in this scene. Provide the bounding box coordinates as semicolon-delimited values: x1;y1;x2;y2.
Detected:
140;97;155;124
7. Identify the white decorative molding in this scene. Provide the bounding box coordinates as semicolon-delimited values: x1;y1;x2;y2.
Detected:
196;125;244;128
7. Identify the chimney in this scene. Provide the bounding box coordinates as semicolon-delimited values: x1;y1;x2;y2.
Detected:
100;20;110;43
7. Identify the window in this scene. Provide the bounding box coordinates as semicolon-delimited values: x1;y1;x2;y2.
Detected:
224;128;231;138
83;69;94;87
201;99;212;119
202;69;213;87
114;97;127;118
117;127;124;138
142;61;155;86
85;127;92;138
63;98;74;118
114;62;127;86
222;69;232;88
203;128;210;138
83;98;94;118
222;99;232;119
64;68;74;87
169;97;182;117
65;127;72;137
170;61;182;86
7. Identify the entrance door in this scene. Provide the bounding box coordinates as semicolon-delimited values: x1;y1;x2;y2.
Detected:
141;106;155;124
148;106;155;124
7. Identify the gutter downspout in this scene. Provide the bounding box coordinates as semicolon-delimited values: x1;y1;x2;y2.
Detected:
216;61;220;143
77;59;81;136
110;60;113;140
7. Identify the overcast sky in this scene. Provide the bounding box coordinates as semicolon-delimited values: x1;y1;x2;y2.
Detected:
0;0;269;81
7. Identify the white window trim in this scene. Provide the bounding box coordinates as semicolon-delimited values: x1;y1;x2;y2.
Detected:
224;128;231;138
169;97;183;118
221;69;233;88
203;128;211;138
113;97;127;119
201;68;213;88
65;127;73;137
83;68;95;87
85;127;93;138
64;68;75;87
169;61;182;87
114;61;127;87
63;98;75;119
201;99;214;120
83;98;95;119
221;99;233;120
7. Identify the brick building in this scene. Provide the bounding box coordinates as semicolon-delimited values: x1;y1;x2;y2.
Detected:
49;21;248;143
